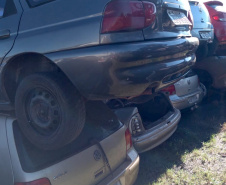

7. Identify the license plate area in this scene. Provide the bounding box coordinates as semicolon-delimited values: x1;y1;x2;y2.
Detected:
200;32;211;39
188;94;199;104
167;10;192;26
113;181;122;185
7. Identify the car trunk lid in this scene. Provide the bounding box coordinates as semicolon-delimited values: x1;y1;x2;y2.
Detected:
45;126;127;185
189;1;212;29
142;0;192;40
174;72;199;97
162;0;192;31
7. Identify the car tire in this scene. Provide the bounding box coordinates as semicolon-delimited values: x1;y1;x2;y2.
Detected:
208;38;219;56
196;44;208;61
15;73;85;150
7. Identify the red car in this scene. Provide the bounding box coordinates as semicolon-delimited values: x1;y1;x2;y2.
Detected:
204;0;226;53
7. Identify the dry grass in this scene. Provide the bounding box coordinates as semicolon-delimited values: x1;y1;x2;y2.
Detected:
153;126;226;185
135;96;226;185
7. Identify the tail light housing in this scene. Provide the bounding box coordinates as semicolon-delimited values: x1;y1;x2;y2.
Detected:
130;114;144;136
125;128;132;151
213;14;226;22
101;1;156;33
15;178;51;185
161;85;176;95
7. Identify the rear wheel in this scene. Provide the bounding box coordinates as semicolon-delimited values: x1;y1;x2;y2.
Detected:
15;73;85;150
196;44;208;61
195;70;212;90
208;38;219;56
194;70;214;102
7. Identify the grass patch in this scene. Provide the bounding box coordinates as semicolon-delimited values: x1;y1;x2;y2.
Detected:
153;129;226;185
135;99;226;185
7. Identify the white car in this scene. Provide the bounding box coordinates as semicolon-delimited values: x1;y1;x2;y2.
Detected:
162;70;206;110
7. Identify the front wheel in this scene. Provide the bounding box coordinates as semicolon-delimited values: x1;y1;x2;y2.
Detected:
15;73;85;150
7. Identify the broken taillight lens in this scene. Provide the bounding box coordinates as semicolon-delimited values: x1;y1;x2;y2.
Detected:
101;1;156;33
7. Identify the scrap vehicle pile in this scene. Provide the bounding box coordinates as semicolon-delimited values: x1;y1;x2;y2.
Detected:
0;0;225;185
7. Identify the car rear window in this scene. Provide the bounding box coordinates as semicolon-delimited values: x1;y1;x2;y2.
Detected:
26;0;55;7
14;101;123;172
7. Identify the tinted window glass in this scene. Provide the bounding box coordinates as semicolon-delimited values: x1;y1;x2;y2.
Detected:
14;101;123;172
0;8;3;17
0;0;6;18
3;0;17;17
27;0;55;7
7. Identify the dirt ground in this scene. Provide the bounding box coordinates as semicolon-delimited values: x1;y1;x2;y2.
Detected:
134;91;226;185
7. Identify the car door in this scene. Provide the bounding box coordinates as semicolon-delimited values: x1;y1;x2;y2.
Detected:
0;0;22;64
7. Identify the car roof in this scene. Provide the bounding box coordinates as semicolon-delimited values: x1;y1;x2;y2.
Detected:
203;0;223;6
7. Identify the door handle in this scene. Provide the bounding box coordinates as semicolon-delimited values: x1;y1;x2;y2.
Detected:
0;29;10;39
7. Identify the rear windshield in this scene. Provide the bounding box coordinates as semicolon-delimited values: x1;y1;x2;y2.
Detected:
14;101;123;172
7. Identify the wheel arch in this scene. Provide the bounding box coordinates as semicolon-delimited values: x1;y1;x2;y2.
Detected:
193;68;213;88
2;52;75;103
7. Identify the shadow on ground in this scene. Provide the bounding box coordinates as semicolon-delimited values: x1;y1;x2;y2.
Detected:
134;91;226;185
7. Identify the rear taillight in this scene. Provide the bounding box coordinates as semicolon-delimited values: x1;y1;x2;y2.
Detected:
125;128;132;151
213;14;226;22
130;114;144;135
101;1;156;33
143;1;156;27
161;85;176;95
188;10;194;30
15;178;51;185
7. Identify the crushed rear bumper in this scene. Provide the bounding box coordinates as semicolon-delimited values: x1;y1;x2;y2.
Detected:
47;37;199;100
